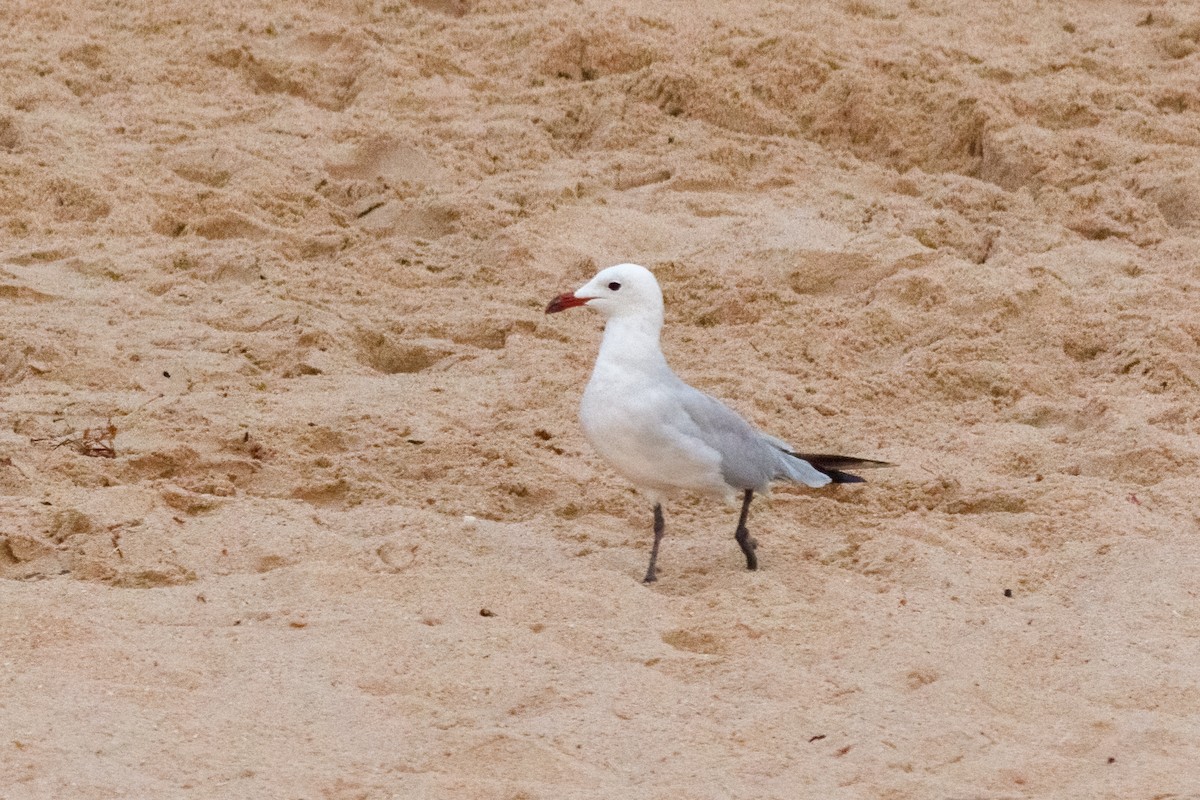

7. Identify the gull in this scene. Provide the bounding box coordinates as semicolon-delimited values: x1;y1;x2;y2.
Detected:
545;263;892;583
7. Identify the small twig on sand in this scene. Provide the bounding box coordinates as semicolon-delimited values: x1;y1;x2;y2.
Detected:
48;420;118;458
35;394;163;459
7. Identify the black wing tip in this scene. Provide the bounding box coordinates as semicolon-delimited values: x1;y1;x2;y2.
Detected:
790;452;895;469
786;452;895;483
822;469;867;484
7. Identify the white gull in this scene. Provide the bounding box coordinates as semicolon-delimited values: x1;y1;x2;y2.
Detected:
546;263;892;583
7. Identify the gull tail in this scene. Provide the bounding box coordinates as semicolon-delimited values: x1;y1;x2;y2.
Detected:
787;453;895;484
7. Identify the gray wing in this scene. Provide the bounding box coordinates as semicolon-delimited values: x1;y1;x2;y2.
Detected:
671;380;830;489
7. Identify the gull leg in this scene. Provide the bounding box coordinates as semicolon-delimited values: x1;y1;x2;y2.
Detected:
643;503;665;583
734;489;758;571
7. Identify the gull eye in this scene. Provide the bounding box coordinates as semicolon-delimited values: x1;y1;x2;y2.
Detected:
607;281;621;291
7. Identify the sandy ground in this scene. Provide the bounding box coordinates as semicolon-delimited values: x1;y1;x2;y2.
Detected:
2;0;1200;797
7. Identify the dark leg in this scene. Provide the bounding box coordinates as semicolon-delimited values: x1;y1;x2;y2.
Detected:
643;503;665;583
734;489;758;570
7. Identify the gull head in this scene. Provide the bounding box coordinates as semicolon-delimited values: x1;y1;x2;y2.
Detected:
545;263;664;320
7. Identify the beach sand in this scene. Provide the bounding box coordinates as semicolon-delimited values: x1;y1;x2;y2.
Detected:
2;0;1199;796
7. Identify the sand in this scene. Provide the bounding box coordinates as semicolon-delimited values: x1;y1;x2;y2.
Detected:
2;0;1200;796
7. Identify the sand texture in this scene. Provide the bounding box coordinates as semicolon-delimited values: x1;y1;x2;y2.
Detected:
2;0;1200;797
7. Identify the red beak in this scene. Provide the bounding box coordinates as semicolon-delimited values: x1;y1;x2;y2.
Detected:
545;292;589;314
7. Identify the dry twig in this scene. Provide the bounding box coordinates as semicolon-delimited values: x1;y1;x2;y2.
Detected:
48;420;118;458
